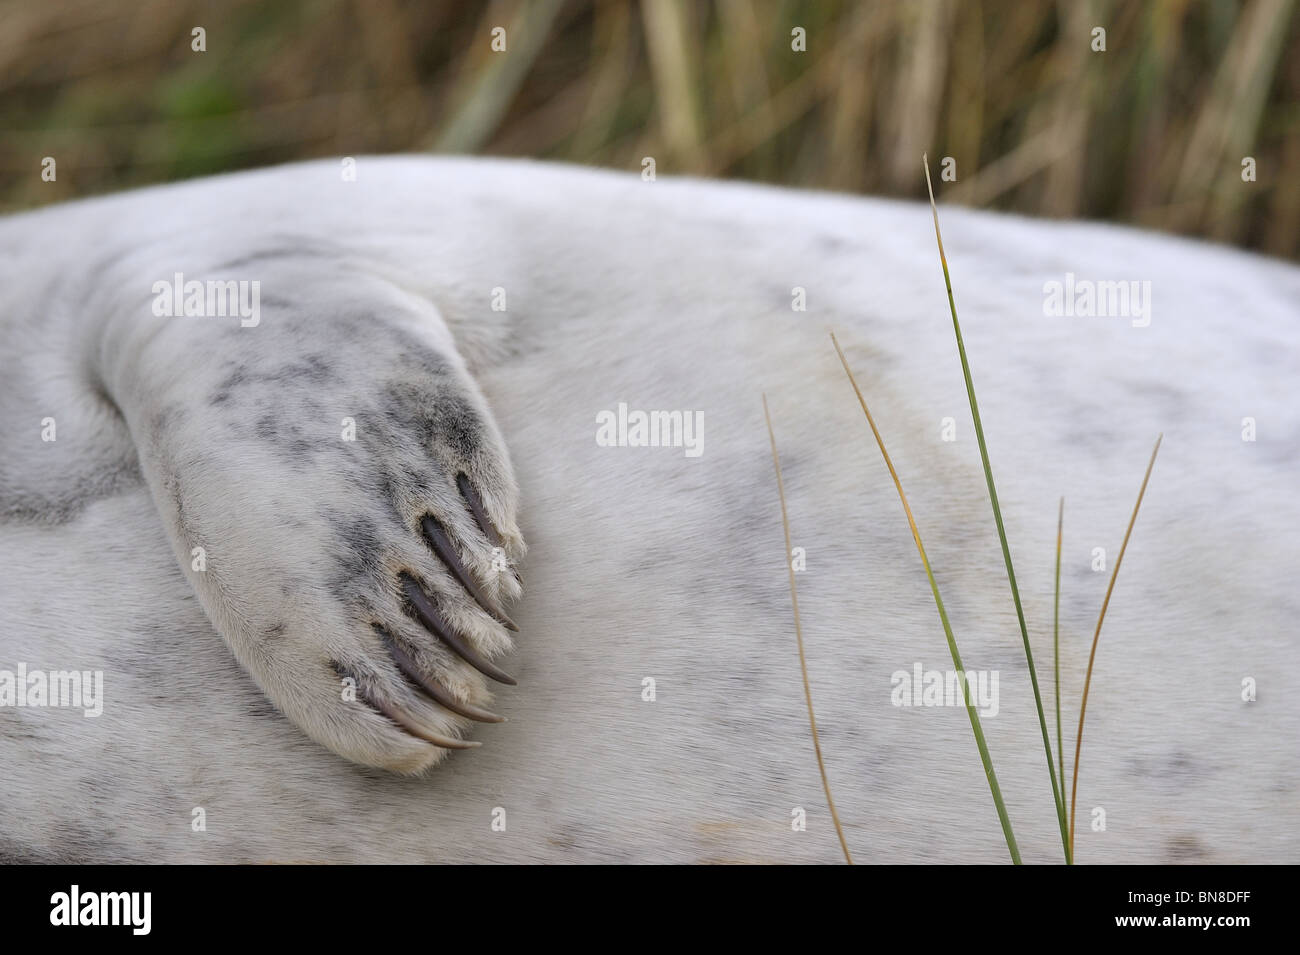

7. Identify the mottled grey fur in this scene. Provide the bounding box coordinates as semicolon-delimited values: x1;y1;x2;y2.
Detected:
0;158;1296;862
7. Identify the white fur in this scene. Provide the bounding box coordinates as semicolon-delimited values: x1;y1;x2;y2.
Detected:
0;157;1295;862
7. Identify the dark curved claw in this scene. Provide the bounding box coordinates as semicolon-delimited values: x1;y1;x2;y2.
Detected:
456;473;504;548
368;693;482;750
421;514;519;631
383;632;506;723
401;575;518;686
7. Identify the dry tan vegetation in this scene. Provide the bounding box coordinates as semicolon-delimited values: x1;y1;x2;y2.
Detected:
1;0;1296;257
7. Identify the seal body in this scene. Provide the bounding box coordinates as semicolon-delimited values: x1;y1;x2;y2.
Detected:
0;158;1295;863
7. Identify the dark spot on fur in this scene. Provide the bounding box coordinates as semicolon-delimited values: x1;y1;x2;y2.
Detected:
1;822;123;864
329;513;388;595
0;451;141;525
377;381;484;461
216;367;247;392
220;355;339;395
255;414;279;442
264;354;336;385
1166;834;1208;861
244;695;282;721
0;707;46;742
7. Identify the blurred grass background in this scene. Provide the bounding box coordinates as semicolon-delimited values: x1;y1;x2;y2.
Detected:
1;0;1297;257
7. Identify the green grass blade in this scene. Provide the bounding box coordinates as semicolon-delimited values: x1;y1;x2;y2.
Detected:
1070;435;1162;860
1054;497;1071;864
923;153;1069;860
763;394;855;865
831;333;1021;865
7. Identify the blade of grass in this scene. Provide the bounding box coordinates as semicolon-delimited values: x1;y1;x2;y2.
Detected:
1054;496;1070;864
923;152;1070;860
830;334;1022;864
762;394;854;865
431;0;566;153
1069;435;1162;859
